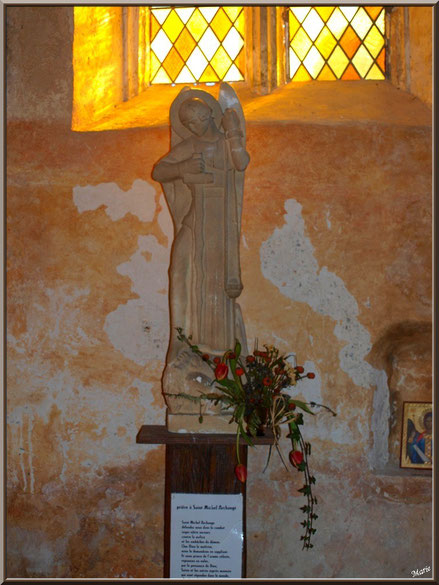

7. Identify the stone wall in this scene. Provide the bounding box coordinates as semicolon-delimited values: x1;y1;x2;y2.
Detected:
6;6;432;579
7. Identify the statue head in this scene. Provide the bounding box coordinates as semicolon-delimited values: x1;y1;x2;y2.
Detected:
179;97;212;137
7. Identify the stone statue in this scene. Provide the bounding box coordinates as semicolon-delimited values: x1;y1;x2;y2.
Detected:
152;83;250;432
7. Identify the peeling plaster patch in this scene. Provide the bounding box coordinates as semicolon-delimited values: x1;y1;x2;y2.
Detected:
104;235;170;365
73;179;156;223
132;378;165;422
325;207;332;229
369;368;390;469
8;528;56;576
364;297;371;308
260;199;374;388
158;194;174;246
242;234;249;249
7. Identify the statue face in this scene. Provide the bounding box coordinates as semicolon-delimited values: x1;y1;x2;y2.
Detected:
179;98;212;137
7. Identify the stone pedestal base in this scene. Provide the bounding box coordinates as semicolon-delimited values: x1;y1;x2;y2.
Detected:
166;411;238;434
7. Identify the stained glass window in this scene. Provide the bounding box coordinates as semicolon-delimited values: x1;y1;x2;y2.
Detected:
288;6;386;81
149;6;245;84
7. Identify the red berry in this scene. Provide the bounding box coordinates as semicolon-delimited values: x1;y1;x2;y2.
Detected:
289;450;303;468
295;366;304;373
288;403;296;411
213;357;221;364
202;353;209;361
234;463;247;483
307;372;315;379
236;367;244;376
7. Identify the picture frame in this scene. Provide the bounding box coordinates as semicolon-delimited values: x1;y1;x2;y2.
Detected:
400;401;433;470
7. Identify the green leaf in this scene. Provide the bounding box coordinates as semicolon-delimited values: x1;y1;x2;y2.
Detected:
234;339;242;359
289;399;315;415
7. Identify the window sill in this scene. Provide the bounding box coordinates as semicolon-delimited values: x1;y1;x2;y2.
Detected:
72;79;432;133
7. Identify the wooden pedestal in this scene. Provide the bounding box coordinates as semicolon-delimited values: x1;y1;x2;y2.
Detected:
136;425;273;578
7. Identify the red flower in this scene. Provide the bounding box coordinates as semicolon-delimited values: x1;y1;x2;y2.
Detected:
288;403;296;411
254;350;268;358
289;450;303;468
236;367;244;376
213;357;221;364
246;355;255;363
201;353;209;361
295;366;304;373
274;366;284;375
226;352;236;360
234;463;247;483
307;372;315;379
215;362;229;380
263;377;272;386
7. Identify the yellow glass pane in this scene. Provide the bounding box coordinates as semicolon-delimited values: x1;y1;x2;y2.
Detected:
339;6;358;22
289;11;300;41
316;7;335;23
352;44;373;76
210;8;233;42
234;12;245;36
151;29;172;62
364;25;384;58
223;27;244;60
199;28;220;60
200;64;220;82
289;48;301;78
162;11;184;43
341;63;360;80
365;6;382;21
327;45;349;78
339;25;361;59
223;6;242;23
377;47;385;72
199;7;218;23
162;48;184;81
303;46;325;79
351;8;373;39
302;9;324;42
152;66;171;84
174;28;196;61
224;63;244;81
175;7;195;24
317;64;336;80
175;65;196;84
291;28;312;61
186;46;208;79
376;9;385;34
151;14;160;41
150;52;161;80
293;64;312;82
153;8;171;25
187;9;208;42
210;46;232;79
291;7;311;23
365;63;384;80
315;27;337;60
327;8;348;40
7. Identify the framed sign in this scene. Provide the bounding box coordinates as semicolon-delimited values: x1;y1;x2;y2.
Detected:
170;493;243;579
400;401;432;470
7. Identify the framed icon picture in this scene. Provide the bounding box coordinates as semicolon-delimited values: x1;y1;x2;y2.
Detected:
400;402;432;470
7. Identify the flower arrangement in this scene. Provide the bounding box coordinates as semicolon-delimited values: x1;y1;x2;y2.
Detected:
170;328;336;549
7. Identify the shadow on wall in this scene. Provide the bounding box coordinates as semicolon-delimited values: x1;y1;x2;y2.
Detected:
369;320;432;470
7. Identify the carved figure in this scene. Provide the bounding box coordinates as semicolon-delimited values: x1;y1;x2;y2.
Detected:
152;83;250;432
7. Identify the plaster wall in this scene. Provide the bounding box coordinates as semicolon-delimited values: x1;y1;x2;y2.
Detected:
6;6;432;579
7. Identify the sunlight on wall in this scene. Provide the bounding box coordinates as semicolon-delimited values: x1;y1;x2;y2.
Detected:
72;6;124;130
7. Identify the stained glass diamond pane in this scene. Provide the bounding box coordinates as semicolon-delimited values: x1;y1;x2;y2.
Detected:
292;7;311;23
187;10;209;41
163;49;184;81
289;48;301;78
175;28;196;61
364;25;384;58
291;28;312;61
175;65;196;84
340;25;361;59
315;27;337;59
151;29;172;62
365;63;384;80
303;45;325;78
351;8;373;39
289;11;300;41
198;28;220;60
175;7;195;24
186;46;208;80
339;6;358;22
154;8;171;25
199;7;218;23
224;63;244;81
222;27;244;60
211;46;232;79
163;11;184;43
352;44;373;76
327;8;348;40
316;7;335;22
211;8;233;41
376;10;385;34
302;10;324;42
224;6;242;23
327;45;349;78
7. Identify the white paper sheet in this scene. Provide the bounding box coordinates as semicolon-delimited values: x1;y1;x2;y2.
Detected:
170;493;243;579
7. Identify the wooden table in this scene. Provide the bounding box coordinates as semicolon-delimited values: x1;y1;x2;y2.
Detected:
136;425;273;578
